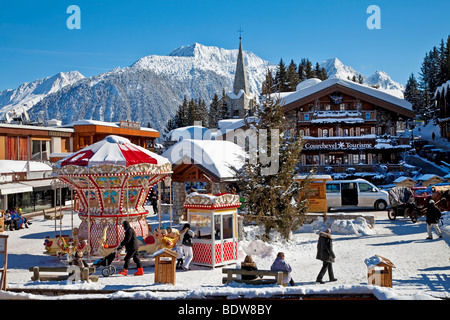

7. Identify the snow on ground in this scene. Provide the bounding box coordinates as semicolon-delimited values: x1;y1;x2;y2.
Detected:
0;208;449;300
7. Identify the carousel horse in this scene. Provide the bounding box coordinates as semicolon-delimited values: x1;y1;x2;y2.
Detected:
97;226;117;257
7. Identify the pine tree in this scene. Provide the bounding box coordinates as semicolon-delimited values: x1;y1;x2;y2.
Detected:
404;73;423;114
286;60;300;91
319;67;328;81
208;93;222;129
305;59;316;79
235;70;312;241
275;58;289;92
357;74;364;84
297;58;307;81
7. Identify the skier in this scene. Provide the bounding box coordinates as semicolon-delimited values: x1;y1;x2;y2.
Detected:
117;220;144;276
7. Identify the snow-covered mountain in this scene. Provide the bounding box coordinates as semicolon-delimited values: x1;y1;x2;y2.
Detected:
0;71;84;118
320;58;405;98
23;43;273;134
1;45;406;134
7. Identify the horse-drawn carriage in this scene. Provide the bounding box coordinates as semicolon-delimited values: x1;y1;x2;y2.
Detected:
387;185;448;224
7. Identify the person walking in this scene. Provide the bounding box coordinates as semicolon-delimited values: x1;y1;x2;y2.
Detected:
426;200;442;239
316;228;337;284
180;223;195;271
117;220;144;276
270;252;295;286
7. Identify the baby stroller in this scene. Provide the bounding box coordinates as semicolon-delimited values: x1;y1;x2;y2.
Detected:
93;249;118;277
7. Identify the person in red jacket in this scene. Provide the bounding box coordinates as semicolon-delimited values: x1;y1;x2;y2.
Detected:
117;220;143;276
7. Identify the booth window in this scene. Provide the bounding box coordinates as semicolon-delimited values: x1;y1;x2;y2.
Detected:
222;214;233;239
190;214;211;239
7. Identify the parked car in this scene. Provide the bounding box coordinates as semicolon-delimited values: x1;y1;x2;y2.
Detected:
326;179;389;211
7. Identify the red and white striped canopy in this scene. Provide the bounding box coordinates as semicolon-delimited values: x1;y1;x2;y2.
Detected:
56;135;170;169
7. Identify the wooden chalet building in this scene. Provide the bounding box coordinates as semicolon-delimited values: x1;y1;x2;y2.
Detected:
435;80;450;141
281;78;416;175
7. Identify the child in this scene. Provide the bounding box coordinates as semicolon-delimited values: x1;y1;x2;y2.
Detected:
174;243;184;269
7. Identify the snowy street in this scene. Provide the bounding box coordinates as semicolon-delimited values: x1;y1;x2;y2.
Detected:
0;208;448;300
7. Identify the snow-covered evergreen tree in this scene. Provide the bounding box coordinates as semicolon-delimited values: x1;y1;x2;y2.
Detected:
404;73;422;114
235;70;312;241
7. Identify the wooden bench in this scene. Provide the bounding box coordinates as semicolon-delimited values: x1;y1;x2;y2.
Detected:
29;266;98;283
222;268;289;286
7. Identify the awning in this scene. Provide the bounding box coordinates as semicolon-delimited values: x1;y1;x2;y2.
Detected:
19;179;53;192
0;183;33;195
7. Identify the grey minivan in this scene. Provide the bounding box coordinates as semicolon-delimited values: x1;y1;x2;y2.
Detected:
326;179;389;211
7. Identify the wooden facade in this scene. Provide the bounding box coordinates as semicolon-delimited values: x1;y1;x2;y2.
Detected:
0;124;72;162
435;80;450;141
282;79;415;175
73;121;159;151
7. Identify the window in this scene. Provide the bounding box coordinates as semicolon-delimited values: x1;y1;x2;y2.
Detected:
190;214;211;239
313;155;320;164
359;183;373;192
360;154;367;164
31;140;50;161
326;183;340;193
365;112;371;120
353;154;359;164
323;129;328;137
344;129;349;137
304;113;310;121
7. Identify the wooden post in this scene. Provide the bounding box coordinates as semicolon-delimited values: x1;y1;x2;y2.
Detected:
32;267;40;282
276;271;283;286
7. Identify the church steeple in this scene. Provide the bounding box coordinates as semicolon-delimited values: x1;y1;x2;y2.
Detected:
233;37;250;96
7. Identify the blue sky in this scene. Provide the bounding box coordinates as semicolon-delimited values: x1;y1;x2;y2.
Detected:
0;0;449;91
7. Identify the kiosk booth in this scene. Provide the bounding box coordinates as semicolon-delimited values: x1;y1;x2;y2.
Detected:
184;193;240;267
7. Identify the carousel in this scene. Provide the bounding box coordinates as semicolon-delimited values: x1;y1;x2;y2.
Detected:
50;135;174;259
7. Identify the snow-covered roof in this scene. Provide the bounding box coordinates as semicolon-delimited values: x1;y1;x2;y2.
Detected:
282;78;413;111
434;80;450;98
161;139;246;180
214;117;258;139
55;135;170;169
393;176;416;183
68;119;158;132
0;160;52;174
416;174;444;181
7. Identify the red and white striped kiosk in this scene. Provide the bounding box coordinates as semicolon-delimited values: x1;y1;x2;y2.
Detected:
184;192;240;267
54;135;171;255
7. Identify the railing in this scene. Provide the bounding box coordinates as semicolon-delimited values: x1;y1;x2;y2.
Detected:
297;164;404;174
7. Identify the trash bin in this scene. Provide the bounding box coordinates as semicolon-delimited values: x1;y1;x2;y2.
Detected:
153;248;178;285
365;255;395;288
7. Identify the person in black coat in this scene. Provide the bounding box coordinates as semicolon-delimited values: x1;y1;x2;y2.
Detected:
241;255;262;280
315;228;337;284
118;220;143;276
148;189;158;214
180;223;195;271
426;200;442;239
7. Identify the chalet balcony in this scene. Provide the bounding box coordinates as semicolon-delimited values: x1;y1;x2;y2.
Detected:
297;163;405;174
